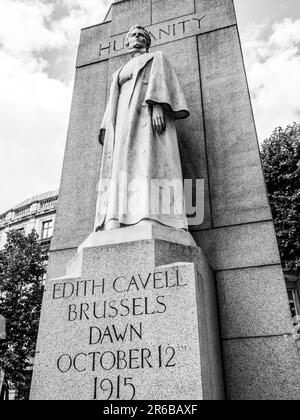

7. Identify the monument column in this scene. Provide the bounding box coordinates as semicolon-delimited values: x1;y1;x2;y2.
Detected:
31;0;300;400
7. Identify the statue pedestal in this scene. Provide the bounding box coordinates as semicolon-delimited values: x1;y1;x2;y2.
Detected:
30;228;224;400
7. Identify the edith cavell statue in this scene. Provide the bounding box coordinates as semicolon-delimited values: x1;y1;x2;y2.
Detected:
94;25;190;232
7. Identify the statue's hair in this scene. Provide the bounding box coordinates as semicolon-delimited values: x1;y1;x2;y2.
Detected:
125;25;151;51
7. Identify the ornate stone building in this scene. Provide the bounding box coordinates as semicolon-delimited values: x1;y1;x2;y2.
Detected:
0;190;59;255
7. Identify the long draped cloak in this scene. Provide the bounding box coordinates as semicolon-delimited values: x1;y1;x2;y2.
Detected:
94;51;190;230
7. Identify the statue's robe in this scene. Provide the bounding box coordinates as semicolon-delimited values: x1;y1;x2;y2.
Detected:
94;51;190;230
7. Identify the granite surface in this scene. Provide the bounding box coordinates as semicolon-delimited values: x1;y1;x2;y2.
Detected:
151;0;195;24
31;240;224;400
111;0;152;35
193;221;281;271
65;227;196;279
216;265;293;339
51;62;107;251
47;248;78;280
223;335;300;400
198;26;272;227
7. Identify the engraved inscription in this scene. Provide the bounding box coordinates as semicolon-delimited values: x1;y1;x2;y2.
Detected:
52;268;189;400
98;13;206;60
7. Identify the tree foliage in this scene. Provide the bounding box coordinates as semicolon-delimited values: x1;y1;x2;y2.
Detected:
261;123;300;272
0;230;45;400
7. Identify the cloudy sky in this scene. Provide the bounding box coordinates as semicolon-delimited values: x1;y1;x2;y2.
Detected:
0;0;300;214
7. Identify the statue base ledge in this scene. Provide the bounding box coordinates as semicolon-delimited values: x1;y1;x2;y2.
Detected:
80;224;196;250
63;224;197;280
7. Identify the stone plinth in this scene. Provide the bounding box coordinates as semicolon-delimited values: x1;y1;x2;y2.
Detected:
66;225;196;278
30;235;224;400
40;0;300;400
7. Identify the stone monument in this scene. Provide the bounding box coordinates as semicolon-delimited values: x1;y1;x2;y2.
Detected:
94;24;190;231
31;0;300;400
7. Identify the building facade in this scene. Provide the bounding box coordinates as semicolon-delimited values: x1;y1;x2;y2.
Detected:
0;190;58;255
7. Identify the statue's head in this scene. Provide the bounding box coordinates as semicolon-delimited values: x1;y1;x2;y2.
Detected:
125;25;151;53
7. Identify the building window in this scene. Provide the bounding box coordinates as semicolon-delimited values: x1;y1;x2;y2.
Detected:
15;227;25;233
41;220;53;240
287;287;300;324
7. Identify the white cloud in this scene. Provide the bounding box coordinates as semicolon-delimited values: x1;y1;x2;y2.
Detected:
241;18;300;141
0;49;72;213
0;0;109;54
0;0;109;213
0;0;66;53
55;0;109;46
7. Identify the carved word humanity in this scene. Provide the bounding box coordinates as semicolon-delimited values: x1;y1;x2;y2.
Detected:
52;269;189;400
98;13;206;60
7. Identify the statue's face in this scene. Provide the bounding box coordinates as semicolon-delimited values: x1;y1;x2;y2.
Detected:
127;28;148;51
